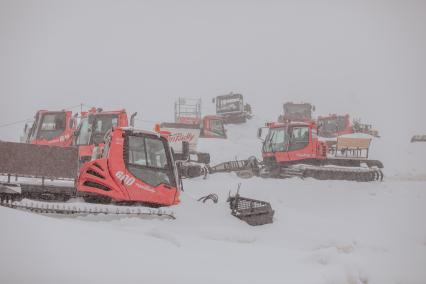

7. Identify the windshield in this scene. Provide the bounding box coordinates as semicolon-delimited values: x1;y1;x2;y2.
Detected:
91;114;119;144
284;105;311;121
126;135;176;187
209;119;225;136
36;112;66;140
217;97;242;113
263;127;289;152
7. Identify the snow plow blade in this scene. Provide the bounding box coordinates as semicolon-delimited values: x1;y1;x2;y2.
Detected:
0;141;78;199
0;141;78;179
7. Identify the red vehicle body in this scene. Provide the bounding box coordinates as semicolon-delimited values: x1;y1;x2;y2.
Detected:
317;114;354;138
73;108;131;163
258;120;382;170
261;121;327;166
211;121;383;182
26;110;77;147
77;127;180;206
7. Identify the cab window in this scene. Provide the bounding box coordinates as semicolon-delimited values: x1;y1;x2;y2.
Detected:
288;127;310;151
209;119;225;136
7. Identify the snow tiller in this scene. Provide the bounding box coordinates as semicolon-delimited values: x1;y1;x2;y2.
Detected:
227;185;274;226
0;127;183;219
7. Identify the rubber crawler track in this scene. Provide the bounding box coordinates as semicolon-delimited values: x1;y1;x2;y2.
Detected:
0;193;175;219
300;166;384;182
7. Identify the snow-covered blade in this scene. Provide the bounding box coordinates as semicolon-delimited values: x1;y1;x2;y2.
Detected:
0;141;78;179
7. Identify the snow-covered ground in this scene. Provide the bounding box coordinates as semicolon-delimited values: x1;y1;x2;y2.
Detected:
1;118;425;284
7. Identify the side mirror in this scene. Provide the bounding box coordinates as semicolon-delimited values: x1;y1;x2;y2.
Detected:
212;98;216;103
312;105;316;112
257;127;267;141
181;141;190;161
257;128;262;139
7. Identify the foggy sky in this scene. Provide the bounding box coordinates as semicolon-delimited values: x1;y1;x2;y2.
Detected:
1;0;425;142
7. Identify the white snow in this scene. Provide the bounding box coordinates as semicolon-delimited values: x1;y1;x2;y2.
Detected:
1;118;425;284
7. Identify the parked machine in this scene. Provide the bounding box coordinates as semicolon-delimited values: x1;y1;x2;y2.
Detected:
317;114;353;138
0;127;185;218
174;97;226;139
213;92;252;124
157;98;228;178
209;121;383;182
257;121;383;180
24;110;77;147
278;102;314;123
73;108;136;163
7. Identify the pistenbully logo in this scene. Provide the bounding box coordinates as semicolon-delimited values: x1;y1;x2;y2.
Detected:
169;133;195;143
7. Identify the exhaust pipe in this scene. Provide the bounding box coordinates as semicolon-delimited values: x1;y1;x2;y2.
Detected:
130;112;137;127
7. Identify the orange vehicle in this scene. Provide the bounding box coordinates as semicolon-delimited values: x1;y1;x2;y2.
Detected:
257;121;383;181
73;108;136;163
174;97;226;139
25;110;77;147
209;121;383;182
78;127;180;205
0;127;183;217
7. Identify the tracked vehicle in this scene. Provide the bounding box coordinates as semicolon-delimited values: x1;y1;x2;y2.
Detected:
73;108;136;163
278;102;314;123
24;110;78;147
0;127;183;218
212;93;252;124
209;121;383;182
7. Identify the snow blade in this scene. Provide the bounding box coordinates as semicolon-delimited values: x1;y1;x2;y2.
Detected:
0;141;78;179
227;189;274;226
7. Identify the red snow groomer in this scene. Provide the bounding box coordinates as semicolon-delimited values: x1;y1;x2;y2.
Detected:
78;127;180;206
0;127;183;218
278;102;315;123
158;98;226;178
257;121;383;181
73;108;136;164
24;110;77;147
209;120;383;182
317;114;354;138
